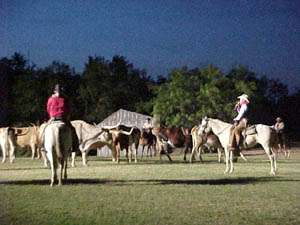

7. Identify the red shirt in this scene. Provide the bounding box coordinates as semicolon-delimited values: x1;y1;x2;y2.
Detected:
47;95;69;118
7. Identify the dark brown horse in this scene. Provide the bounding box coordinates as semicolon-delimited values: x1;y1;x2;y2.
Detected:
153;127;187;161
140;128;157;158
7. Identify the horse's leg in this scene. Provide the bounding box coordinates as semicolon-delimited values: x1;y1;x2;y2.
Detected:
36;146;41;159
8;139;15;163
183;145;187;161
31;144;35;159
189;141;199;163
224;148;230;174
198;146;203;162
286;145;291;158
153;142;157;156
41;149;48;167
64;155;68;180
48;151;55;186
141;145;145;159
149;145;152;157
58;158;63;186
239;151;247;162
217;148;222;163
165;151;173;162
71;152;76;167
262;144;276;175
229;150;234;173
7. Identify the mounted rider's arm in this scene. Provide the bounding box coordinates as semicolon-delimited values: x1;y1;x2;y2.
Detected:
275;122;284;133
233;104;248;122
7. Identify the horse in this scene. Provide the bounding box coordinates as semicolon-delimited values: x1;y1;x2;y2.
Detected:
190;126;248;163
140;128;157;158
152;127;185;162
190;126;223;163
44;121;72;186
198;117;278;175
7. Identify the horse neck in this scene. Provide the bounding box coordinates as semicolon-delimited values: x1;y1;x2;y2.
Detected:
209;119;231;135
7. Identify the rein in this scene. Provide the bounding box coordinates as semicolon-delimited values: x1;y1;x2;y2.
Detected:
215;124;232;136
205;119;231;136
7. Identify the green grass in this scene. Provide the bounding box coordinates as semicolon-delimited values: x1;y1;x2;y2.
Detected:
0;150;299;225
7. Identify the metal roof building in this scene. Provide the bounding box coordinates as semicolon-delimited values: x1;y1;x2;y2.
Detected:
97;109;153;157
98;108;152;129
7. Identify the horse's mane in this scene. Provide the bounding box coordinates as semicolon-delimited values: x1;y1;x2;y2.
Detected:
209;118;231;126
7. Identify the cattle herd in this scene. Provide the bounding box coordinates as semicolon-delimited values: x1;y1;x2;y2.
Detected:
0;119;286;186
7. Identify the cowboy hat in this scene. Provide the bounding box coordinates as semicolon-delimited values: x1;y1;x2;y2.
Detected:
237;94;249;100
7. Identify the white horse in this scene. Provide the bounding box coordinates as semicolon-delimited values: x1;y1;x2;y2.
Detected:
198;117;278;175
190;125;248;163
44;121;72;186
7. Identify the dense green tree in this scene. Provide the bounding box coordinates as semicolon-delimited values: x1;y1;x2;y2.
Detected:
79;55;153;122
153;65;260;127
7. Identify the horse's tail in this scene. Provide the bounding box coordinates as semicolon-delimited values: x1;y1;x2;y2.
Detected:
55;127;63;160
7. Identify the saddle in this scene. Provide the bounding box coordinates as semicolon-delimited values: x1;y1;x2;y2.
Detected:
240;125;257;148
242;125;257;137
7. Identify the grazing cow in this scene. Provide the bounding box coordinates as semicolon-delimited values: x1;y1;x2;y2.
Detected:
140;128;157;158
0;127;16;163
102;125;141;163
44;121;72;186
14;125;41;159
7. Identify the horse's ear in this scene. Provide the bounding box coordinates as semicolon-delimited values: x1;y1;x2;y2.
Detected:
204;116;208;120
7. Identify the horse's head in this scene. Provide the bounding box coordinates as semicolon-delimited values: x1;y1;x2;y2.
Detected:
198;117;211;134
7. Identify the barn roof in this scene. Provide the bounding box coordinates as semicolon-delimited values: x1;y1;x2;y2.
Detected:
97;108;152;129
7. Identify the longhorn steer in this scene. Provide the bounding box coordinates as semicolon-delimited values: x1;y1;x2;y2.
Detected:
14;125;41;159
102;125;141;163
71;120;117;166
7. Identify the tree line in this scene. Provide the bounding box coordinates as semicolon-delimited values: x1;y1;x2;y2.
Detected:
1;53;300;140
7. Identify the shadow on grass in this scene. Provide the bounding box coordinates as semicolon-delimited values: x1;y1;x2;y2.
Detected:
0;167;48;171
1;176;298;186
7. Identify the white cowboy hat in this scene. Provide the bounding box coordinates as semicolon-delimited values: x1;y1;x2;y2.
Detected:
237;94;249;100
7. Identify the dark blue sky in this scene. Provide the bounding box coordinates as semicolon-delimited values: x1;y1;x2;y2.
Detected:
1;0;300;90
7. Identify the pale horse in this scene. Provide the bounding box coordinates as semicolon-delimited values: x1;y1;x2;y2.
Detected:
189;125;248;163
44;121;72;186
198;117;278;175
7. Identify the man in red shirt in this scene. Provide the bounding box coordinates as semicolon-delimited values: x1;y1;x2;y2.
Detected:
45;84;78;152
47;84;70;121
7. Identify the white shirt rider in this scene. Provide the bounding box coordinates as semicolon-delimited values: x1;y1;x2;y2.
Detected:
233;94;249;122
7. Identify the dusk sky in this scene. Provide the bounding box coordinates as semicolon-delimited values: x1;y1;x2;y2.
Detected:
1;0;300;91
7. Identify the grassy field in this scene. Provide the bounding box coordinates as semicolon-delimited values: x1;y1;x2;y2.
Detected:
0;149;299;225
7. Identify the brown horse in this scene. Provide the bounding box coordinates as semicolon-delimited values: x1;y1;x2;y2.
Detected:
152;127;186;161
140;128;157;158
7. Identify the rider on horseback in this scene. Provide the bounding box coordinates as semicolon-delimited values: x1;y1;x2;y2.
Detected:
229;94;250;151
46;84;78;152
143;117;153;133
